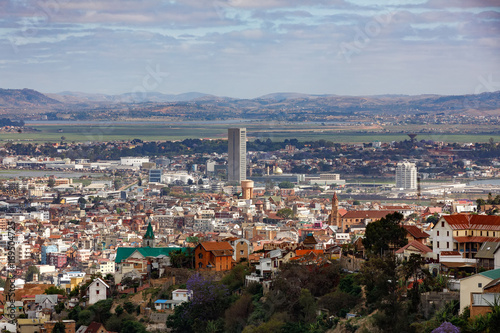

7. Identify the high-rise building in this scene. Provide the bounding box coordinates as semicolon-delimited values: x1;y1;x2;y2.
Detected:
396;161;417;189
228;128;246;183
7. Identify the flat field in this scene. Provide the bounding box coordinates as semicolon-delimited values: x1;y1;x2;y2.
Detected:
3;122;500;143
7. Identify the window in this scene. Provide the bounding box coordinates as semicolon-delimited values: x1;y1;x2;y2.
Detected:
447;231;449;236
447;242;449;248
198;253;203;259
478;283;482;288
97;283;99;286
437;242;440;248
437;231;440;236
441;221;444;228
198;262;203;268
96;290;99;294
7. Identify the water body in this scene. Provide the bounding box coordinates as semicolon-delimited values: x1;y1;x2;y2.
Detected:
468;179;500;186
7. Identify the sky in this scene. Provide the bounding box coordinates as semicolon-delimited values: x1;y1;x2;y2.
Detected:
0;0;499;99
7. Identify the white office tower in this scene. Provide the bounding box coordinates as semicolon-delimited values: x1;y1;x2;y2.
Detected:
228;128;246;183
396;161;417;189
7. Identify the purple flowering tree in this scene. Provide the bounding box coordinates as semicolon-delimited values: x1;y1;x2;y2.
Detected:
167;273;230;332
431;322;460;333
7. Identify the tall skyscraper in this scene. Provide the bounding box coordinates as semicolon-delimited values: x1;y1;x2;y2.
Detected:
396;161;417;189
228;128;246;183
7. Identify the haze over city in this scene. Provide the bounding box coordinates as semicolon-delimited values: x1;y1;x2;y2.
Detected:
1;0;499;98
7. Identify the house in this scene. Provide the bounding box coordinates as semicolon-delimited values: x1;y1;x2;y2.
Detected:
80;321;108;333
459;268;500;314
86;278;110;305
432;215;500;260
154;289;193;311
475;242;500;270
35;294;59;310
195;241;234;271
340;210;395;232
470;278;500;318
403;225;430;245
396;240;436;262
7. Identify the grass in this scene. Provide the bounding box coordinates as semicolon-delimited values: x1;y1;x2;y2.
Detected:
4;122;500;144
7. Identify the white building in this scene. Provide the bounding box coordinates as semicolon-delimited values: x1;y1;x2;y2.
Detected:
120;157;149;167
15;244;31;263
228;128;246;183
431;217;454;255
99;260;116;275
396;161;417;189
86;278;109;305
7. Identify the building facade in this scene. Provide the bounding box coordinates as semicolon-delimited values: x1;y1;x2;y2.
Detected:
228;128;246;183
396;161;417;189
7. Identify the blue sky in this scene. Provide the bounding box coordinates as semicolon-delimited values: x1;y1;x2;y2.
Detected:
1;0;499;98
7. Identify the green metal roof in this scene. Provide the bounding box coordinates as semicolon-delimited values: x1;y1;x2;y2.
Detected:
115;247;188;263
144;221;155;239
480;268;500;280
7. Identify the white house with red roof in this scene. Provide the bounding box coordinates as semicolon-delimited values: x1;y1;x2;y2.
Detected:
432;214;500;264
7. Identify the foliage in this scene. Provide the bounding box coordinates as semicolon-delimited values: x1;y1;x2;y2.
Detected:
318;290;360;317
362;212;407;256
120;320;147;333
169;248;194;269
77;309;94;327
278;181;294;189
51;322;66;333
225;293;253;333
44;286;66;296
276;208;294;220
431;322;460;333
167;274;231;333
88;299;113;323
124;301;136;314
25;265;40;282
54;302;65;314
115;305;124;316
338;274;362;297
221;264;251;292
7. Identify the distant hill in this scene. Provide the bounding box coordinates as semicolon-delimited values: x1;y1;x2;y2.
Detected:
49;91;213;103
1;88;500;119
0;88;62;110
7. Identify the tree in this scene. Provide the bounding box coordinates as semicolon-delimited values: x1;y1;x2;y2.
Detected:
51;322;65;333
278;181;294;189
45;286;66;296
55;302;65;314
48;178;56;188
362;212;407;256
25;265;40;282
276;208;294;220
167;274;231;333
123;301;136;314
120;320;147;333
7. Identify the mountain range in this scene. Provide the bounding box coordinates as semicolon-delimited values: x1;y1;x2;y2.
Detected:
0;88;499;120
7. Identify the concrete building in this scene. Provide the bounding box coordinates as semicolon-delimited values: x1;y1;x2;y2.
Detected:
149;169;162;183
86;278;109;305
396;161;417;189
228;128;246;183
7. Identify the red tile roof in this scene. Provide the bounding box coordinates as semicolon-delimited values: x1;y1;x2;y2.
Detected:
403;225;430;239
199;241;233;251
342;210;396;220
395;240;432;254
454;236;500;243
443;214;500;231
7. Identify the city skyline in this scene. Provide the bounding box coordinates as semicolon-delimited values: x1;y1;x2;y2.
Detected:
0;0;499;98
